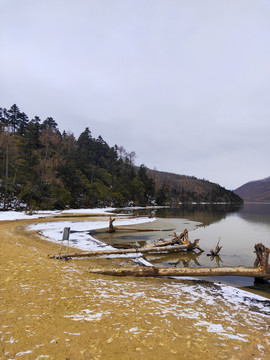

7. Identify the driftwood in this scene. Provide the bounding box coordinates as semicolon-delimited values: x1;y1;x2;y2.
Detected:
108;217;172;232
49;229;204;259
87;243;270;281
185;239;204;252
146;229;204;253
49;244;193;259
254;243;270;282
109;217;116;233
87;266;268;278
208;238;222;256
114;227;165;232
109;216;171;233
254;243;270;269
169;229;189;244
145;237;179;248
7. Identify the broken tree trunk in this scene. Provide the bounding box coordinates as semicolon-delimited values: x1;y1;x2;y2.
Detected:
108;218;172;232
185;239;204;252
254;243;270;283
87;266;269;278
208;238;222;256
49;244;192;259
169;229;189;244
254;243;270;268
109;217;116;233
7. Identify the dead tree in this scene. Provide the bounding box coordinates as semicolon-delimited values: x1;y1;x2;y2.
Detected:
109;217;116;233
208;238;222;256
186;238;204;252
149;230;204;252
254;243;270;283
169;229;189;244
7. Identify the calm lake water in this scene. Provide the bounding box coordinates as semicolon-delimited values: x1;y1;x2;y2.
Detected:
95;203;270;296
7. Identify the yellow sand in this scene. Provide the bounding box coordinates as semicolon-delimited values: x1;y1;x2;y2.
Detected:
0;216;269;360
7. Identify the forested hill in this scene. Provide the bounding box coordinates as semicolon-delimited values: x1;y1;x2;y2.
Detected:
146;169;242;205
234;177;270;202
0;104;242;210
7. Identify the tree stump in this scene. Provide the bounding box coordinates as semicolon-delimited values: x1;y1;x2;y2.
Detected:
208;238;222;256
109;217;116;233
254;243;270;283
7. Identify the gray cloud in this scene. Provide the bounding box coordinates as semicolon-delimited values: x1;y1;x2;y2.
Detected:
1;0;270;189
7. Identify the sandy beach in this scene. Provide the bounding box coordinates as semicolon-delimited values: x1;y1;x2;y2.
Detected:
0;213;270;359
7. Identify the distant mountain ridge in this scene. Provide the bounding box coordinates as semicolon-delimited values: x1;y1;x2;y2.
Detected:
234;177;270;202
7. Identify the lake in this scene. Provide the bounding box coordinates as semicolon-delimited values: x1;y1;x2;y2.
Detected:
95;203;270;297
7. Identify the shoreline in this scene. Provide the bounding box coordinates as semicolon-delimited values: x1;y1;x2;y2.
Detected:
1;212;270;359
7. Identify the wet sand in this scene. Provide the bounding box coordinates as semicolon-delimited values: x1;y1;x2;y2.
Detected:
0;216;269;359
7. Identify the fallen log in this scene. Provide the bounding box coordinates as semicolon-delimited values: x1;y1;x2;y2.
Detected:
169;229;189;244
87;265;269;279
48;244;192;259
145;237;179;248
114;227;165;232
87;243;270;281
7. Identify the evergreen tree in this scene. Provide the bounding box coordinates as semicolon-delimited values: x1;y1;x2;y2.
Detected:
7;104;21;132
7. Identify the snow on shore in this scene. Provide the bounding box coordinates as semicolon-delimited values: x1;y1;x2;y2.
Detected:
0;208;115;221
27;214;155;265
27;216;155;252
2;209;270;309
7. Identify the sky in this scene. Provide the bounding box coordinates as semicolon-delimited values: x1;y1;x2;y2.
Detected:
1;0;270;190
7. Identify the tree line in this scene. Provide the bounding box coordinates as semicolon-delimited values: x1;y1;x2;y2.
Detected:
0;104;242;210
0;104;155;210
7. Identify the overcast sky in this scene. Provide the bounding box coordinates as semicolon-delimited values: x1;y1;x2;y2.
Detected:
1;0;270;190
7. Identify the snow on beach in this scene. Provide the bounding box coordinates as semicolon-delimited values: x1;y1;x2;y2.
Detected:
0;208;270;356
2;208;270;306
0;207;115;221
27;216;155;251
25;211;270;300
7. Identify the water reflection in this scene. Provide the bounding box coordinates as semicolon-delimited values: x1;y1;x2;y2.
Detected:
101;204;270;295
208;255;223;267
149;251;203;268
238;202;270;225
115;204;243;227
153;204;243;226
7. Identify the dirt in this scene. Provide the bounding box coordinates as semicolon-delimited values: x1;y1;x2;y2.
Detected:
0;216;269;360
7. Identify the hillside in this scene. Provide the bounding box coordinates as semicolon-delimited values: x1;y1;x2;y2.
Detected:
1;103;242;210
234;177;270;202
146;169;242;205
